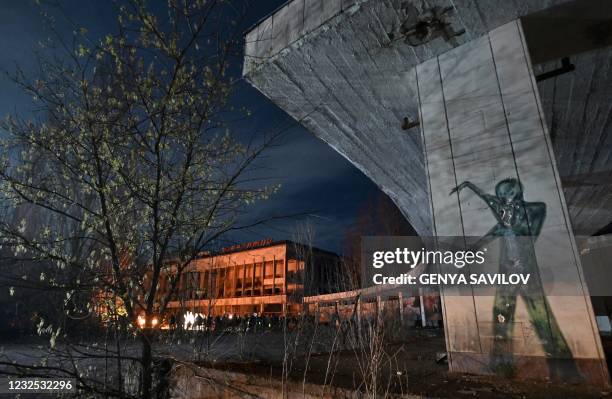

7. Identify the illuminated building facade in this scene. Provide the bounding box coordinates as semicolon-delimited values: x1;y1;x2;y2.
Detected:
159;240;344;318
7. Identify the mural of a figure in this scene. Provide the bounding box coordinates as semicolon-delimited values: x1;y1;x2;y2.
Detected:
450;178;577;376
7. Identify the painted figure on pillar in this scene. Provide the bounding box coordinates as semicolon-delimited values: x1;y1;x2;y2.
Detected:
450;178;577;376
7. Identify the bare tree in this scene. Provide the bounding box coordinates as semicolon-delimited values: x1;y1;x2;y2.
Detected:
343;191;417;287
0;1;280;397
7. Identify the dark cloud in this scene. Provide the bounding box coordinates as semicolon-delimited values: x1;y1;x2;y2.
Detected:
0;0;389;254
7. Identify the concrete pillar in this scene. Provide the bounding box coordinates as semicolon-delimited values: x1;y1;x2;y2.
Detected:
416;20;608;385
271;262;275;296
251;261;255;297
242;261;247;296
232;262;237;298
419;292;426;328
284;259;288;295
334;301;340;327
356;296;361;336
398;292;404;325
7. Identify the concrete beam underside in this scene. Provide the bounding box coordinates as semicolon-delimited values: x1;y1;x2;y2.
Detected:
244;0;612;237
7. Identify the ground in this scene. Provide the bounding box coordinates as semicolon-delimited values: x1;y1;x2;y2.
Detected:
193;329;611;399
1;328;610;398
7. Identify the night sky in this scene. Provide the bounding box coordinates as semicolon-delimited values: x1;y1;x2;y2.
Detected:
0;1;395;254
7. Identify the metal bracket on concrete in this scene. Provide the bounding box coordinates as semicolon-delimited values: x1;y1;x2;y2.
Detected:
535;57;575;82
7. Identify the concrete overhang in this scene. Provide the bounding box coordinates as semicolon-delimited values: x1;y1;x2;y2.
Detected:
243;0;612;236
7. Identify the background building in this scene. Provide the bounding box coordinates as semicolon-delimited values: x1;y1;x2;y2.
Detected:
159;240;345;320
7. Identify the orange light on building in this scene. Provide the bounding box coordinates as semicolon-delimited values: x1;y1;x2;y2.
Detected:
157;240;344;320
